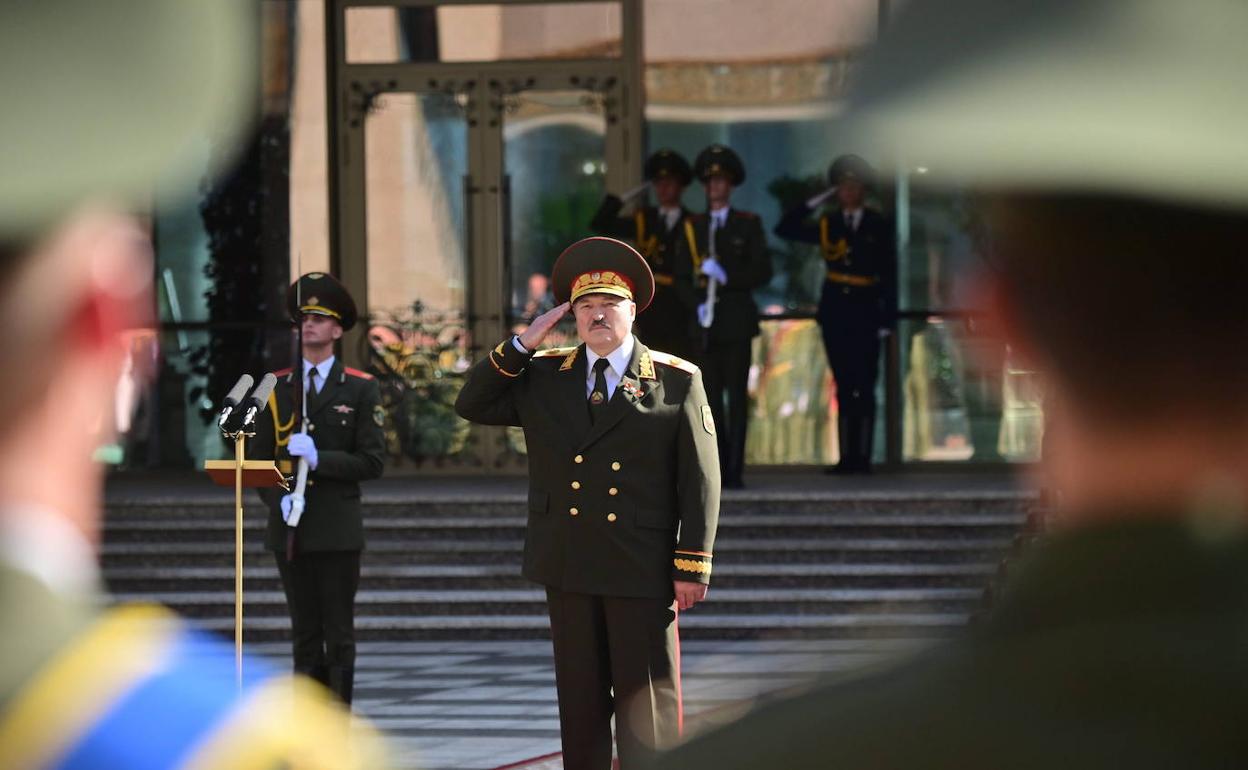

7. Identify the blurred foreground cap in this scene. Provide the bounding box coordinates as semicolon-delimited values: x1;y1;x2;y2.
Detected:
0;0;254;235
844;0;1248;208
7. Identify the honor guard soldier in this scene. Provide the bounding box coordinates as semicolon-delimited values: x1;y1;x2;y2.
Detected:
455;237;721;770
590;149;699;359
253;272;386;706
0;1;388;767
774;154;897;473
679;144;773;489
656;1;1248;769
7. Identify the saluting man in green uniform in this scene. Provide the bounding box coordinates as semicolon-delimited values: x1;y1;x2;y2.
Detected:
253;272;386;706
455;236;721;770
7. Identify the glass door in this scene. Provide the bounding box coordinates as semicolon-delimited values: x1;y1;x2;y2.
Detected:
336;63;628;470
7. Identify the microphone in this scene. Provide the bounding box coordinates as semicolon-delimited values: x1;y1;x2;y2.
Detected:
240;373;278;429
217;374;254;428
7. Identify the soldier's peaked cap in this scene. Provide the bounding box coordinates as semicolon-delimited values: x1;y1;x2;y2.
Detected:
842;0;1248;209
288;272;358;331
644;150;693;186
694;145;746;186
551;237;655;313
828;154;876;188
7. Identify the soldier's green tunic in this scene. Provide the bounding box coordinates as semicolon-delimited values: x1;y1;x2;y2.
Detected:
455;337;720;595
253;361;386;553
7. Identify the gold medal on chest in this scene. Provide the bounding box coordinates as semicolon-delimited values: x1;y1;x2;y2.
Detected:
590;391;605;405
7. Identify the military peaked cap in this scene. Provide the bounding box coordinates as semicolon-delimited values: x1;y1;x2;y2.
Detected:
288;272;359;331
828;154;876;188
694;145;746;186
551;237;655;312
644;150;693;186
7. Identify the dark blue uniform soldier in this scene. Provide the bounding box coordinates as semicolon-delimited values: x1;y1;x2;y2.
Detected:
774;154;896;473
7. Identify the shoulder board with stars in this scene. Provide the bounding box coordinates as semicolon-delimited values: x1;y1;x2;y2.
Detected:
649;351;698;375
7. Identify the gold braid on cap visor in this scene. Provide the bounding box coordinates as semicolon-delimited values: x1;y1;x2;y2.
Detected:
570;271;634;303
300;304;342;320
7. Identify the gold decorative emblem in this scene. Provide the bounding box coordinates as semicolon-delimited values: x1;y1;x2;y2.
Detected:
701;404;715;435
559;348;579;372
590;391;605;405
570;271;633;303
638;350;656;381
306;296;320;306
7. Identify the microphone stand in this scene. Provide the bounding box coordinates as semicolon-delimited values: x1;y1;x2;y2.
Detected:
218;406;255;689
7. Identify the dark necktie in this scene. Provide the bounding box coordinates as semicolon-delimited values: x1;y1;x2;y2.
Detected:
307;366;320;396
588;358;610;423
845;212;855;232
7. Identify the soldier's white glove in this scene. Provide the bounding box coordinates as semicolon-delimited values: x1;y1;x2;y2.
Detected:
288;432;318;471
620;181;651;202
279;493;294;524
701;258;728;284
806;186;837;209
697;302;714;328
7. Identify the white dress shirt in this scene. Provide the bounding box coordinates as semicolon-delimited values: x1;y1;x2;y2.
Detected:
659;206;682;231
304;356;335;394
584;334;635;399
709;206;730;230
843;207;863;231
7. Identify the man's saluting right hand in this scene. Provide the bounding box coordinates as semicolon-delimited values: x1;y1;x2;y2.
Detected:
519;301;571;351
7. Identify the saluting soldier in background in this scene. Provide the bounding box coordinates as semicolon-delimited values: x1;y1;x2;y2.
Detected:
253;272;386;706
455;237;721;770
774;155;896;473
679;145;773;489
590;149;699;359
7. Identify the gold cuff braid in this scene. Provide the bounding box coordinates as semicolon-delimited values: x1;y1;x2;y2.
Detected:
674;558;712;575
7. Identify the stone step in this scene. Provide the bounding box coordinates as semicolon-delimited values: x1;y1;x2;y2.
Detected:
99;536;1012;555
103;492;1033;521
116;587;981;620
104;561;998;592
99;514;1026;543
185;611;969;641
99;543;1012;570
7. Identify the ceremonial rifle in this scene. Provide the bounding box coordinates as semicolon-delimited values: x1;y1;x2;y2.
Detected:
285;256;309;560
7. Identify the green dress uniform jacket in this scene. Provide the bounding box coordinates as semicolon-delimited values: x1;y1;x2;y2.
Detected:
653;515;1248;770
253;360;386;552
678;209;772;344
454;337;721;598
